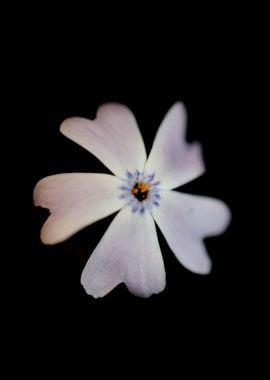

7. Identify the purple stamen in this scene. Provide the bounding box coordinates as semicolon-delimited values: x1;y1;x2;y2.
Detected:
148;173;155;182
127;171;133;179
120;186;130;191
135;170;140;179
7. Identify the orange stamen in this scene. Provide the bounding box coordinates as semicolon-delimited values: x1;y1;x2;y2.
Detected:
137;182;151;192
132;182;152;196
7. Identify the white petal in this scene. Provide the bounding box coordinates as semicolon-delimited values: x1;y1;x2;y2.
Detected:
81;207;166;298
34;173;125;245
152;190;231;274
60;103;147;178
145;102;205;189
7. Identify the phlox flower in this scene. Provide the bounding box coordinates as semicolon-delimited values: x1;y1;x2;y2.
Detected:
34;102;231;298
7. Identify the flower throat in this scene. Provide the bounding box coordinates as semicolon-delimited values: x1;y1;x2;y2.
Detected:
131;182;151;201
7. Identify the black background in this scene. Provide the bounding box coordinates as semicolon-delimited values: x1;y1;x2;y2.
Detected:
27;72;241;324
29;80;237;300
8;8;252;370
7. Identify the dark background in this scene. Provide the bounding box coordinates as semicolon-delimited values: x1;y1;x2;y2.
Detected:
27;68;240;315
8;9;253;369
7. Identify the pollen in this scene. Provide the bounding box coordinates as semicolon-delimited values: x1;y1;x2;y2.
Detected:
131;182;151;201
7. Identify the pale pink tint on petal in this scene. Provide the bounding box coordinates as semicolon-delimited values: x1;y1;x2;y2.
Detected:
152;190;231;274
60;103;147;178
145;103;205;190
81;207;166;298
34;173;125;245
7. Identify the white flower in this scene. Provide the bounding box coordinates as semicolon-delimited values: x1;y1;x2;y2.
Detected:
34;102;231;298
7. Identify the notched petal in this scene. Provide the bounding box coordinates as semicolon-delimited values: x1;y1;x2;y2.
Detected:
60;103;147;178
145;102;205;189
81;207;166;298
33;173;125;245
152;190;231;274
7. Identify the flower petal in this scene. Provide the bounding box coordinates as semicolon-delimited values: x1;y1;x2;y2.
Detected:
81;207;166;298
144;102;205;189
60;103;147;178
152;190;231;274
34;173;125;245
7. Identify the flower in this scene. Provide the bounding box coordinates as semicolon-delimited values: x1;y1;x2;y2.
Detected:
34;102;231;298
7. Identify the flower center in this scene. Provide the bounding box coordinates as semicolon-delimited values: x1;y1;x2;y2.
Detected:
119;170;161;214
131;182;151;201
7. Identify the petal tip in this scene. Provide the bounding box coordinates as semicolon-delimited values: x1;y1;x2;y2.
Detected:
126;276;166;298
59;117;78;136
192;259;212;275
80;271;108;298
169;101;187;121
213;199;232;235
33;180;43;206
40;221;67;245
200;264;212;275
174;101;186;110
40;229;57;245
222;203;232;232
80;281;108;299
